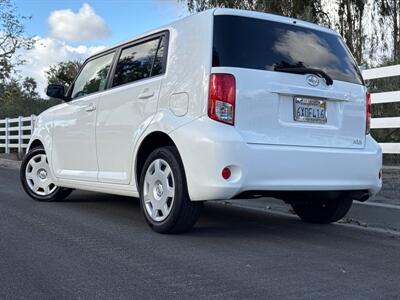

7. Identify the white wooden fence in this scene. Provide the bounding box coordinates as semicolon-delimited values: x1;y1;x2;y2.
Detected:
363;65;400;154
0;65;399;155
0;115;36;155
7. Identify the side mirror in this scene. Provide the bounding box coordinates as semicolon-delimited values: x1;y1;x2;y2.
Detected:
46;84;69;101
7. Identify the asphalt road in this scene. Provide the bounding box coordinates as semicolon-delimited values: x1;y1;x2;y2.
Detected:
1;167;400;300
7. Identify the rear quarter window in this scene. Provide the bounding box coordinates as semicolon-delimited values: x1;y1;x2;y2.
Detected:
112;34;167;88
212;15;363;85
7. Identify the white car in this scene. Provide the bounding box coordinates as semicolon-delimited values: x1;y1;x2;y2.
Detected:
20;8;382;233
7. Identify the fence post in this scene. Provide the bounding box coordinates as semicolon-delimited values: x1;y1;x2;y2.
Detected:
18;116;22;156
30;115;35;133
5;118;9;154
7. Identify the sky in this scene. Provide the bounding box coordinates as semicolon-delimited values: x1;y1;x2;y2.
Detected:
13;0;189;96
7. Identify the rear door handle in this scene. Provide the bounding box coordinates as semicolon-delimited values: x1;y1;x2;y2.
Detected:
85;104;96;112
138;89;155;99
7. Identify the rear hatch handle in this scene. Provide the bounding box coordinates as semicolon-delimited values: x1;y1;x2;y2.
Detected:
274;66;334;86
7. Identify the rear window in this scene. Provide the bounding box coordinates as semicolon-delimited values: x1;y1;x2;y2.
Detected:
212;15;363;85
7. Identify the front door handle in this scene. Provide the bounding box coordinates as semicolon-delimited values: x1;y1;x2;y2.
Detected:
85;104;96;112
138;89;155;99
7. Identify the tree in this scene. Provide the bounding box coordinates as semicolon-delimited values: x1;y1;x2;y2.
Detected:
22;77;38;99
374;0;400;61
45;60;82;88
0;0;34;80
335;0;367;64
0;77;61;119
0;1;55;120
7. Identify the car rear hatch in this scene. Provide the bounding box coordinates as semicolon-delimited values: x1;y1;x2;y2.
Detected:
212;13;367;149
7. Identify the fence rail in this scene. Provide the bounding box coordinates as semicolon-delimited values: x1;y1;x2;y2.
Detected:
0;66;399;155
362;65;400;80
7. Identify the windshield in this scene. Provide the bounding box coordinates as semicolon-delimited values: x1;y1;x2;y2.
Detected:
212;15;364;85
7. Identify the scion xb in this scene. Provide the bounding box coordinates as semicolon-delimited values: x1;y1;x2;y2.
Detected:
20;9;382;233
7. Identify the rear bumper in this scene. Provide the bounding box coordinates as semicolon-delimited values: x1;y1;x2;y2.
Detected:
170;117;382;201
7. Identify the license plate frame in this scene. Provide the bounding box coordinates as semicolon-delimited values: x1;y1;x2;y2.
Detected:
293;97;327;124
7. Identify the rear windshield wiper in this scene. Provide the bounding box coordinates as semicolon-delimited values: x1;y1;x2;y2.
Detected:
274;66;333;86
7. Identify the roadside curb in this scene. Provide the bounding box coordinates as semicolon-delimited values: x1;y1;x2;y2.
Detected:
224;197;400;232
0;158;21;169
346;201;400;231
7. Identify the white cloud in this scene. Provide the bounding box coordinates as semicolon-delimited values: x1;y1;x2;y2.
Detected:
48;3;111;42
152;0;189;19
17;36;106;97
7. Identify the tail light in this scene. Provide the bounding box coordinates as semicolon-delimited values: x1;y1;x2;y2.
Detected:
208;74;236;125
366;91;371;135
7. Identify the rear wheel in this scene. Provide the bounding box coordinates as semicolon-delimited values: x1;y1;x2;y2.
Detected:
20;146;72;202
290;193;353;224
139;146;203;234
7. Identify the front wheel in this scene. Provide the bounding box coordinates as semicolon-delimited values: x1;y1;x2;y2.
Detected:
139;146;203;234
20;146;72;202
290;193;353;224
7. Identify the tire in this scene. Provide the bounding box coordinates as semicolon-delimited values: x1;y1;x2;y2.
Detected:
20;146;72;202
290;193;353;224
139;146;203;234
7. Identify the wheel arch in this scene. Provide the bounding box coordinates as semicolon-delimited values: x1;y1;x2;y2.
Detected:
27;139;44;152
135;131;181;189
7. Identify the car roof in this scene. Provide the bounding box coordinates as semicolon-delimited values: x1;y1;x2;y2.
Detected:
87;9;215;60
214;8;338;35
88;8;338;59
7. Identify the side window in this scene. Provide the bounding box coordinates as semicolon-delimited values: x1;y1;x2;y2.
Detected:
152;36;166;76
112;36;165;87
71;52;114;99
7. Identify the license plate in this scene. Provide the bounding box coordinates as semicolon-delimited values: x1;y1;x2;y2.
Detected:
293;97;327;124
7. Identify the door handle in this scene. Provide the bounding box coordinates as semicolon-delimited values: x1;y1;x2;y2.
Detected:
138;89;155;99
85;104;96;112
